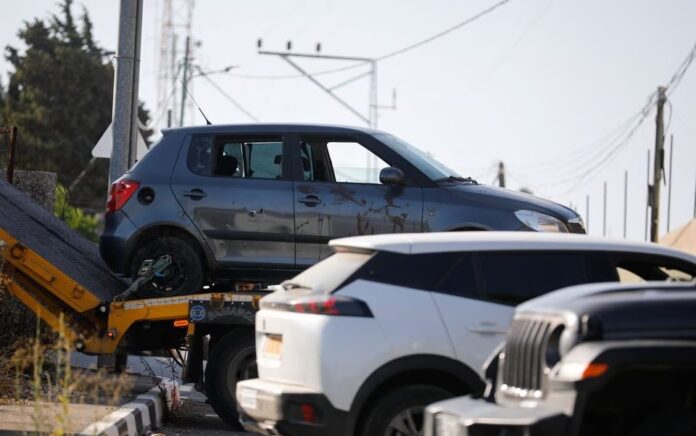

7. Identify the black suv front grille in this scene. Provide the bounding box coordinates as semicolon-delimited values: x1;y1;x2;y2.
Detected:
501;317;556;397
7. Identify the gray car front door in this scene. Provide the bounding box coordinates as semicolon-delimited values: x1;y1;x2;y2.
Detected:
292;134;423;267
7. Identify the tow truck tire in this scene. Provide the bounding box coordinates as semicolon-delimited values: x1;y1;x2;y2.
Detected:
205;331;257;430
130;235;204;297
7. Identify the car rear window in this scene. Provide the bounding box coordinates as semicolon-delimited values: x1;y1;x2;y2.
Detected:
287;251;373;294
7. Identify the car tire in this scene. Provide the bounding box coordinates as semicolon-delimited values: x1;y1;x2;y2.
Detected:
360;384;452;436
130;235;204;297
205;331;257;430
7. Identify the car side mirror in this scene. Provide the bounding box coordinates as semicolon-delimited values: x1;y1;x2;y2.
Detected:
379;167;405;185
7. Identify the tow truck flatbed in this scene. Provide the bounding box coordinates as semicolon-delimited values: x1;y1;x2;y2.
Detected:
0;180;267;427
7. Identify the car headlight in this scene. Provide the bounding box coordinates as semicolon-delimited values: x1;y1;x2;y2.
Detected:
515;210;569;233
434;413;460;436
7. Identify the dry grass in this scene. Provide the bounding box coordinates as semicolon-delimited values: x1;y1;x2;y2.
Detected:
0;312;133;435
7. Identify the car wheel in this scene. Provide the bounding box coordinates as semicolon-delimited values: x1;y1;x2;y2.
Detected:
361;385;452;436
130;235;205;297
205;331;257;430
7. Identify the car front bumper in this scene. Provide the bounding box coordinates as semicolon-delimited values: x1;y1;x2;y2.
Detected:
236;378;349;436
424;396;568;436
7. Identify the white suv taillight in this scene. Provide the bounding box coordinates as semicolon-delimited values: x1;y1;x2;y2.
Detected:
261;295;373;317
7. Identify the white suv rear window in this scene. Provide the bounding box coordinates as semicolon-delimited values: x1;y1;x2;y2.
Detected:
288;251;372;293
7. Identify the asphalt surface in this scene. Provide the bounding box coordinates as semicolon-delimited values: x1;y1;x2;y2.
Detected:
158;384;254;436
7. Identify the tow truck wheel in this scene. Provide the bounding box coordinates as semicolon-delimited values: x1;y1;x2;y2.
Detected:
130;235;204;297
205;331;257;430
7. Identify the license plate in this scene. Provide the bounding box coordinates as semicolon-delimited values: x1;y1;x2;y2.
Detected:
263;335;283;359
239;388;258;410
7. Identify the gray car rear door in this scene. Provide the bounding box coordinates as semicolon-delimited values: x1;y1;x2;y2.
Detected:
171;133;295;270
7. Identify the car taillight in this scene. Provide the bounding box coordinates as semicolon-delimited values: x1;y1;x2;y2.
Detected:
261;295;373;317
106;178;140;213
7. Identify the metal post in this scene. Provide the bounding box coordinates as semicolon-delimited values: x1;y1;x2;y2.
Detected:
498;161;506;188
585;195;590;234
603;181;607;237
110;0;144;182
649;86;667;242
623;170;628;239
667;134;674;232
179;36;191;127
645;149;650;241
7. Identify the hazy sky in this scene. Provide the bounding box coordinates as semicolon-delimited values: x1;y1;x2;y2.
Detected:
1;0;695;239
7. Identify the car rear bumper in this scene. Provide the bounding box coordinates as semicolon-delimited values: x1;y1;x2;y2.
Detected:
236;378;348;436
425;396;568;436
99;211;138;274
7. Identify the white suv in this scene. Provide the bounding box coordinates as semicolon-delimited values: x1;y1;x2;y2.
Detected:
236;232;696;436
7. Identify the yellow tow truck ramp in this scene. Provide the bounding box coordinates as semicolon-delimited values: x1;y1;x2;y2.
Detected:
0;179;262;355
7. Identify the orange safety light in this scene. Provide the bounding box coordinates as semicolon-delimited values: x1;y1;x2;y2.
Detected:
173;319;189;328
581;363;609;379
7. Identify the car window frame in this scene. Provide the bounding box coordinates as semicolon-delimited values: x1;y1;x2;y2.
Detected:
186;133;293;181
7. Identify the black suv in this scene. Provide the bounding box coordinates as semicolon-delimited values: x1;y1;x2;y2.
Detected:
424;281;696;436
100;124;584;295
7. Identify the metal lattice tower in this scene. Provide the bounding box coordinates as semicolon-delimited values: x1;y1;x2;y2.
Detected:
156;0;195;129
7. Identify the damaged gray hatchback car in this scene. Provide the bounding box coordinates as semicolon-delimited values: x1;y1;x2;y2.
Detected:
100;124;584;296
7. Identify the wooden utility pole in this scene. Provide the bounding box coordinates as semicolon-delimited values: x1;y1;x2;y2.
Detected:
497;161;506;188
645;149;650;241
649;86;667;242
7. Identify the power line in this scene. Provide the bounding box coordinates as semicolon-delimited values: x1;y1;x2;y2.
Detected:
376;0;512;61
231;0;512;80
197;72;260;122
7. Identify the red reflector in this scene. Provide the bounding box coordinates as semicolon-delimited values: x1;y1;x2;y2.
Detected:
300;403;317;423
106;178;140;213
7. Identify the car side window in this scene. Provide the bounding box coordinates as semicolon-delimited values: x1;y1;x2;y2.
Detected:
299;137;389;184
614;256;696;283
188;135;214;175
478;252;588;306
435;255;479;298
187;135;284;179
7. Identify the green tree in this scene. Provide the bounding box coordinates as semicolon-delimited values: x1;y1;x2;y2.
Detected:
1;0;152;211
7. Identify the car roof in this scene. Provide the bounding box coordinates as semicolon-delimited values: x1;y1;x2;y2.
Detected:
329;231;696;263
518;280;696;313
161;122;384;136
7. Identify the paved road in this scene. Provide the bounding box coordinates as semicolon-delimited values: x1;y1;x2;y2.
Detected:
158;384;254;436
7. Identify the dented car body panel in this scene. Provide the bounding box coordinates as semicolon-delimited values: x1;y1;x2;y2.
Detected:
100;124;584;282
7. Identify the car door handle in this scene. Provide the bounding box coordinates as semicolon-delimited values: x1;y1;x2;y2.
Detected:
183;189;207;199
467;322;507;335
298;195;322;206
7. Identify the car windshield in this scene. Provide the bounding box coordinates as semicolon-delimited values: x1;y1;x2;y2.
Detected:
374;133;462;181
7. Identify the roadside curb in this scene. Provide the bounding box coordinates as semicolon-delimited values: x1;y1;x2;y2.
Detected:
78;378;180;436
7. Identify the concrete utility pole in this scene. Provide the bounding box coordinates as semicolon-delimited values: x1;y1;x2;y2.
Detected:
667;134;674;232
645;149;650;241
497;161;506;188
603;181;607;237
110;0;144;182
649;86;667;242
623;170;628;239
585;195;590;234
